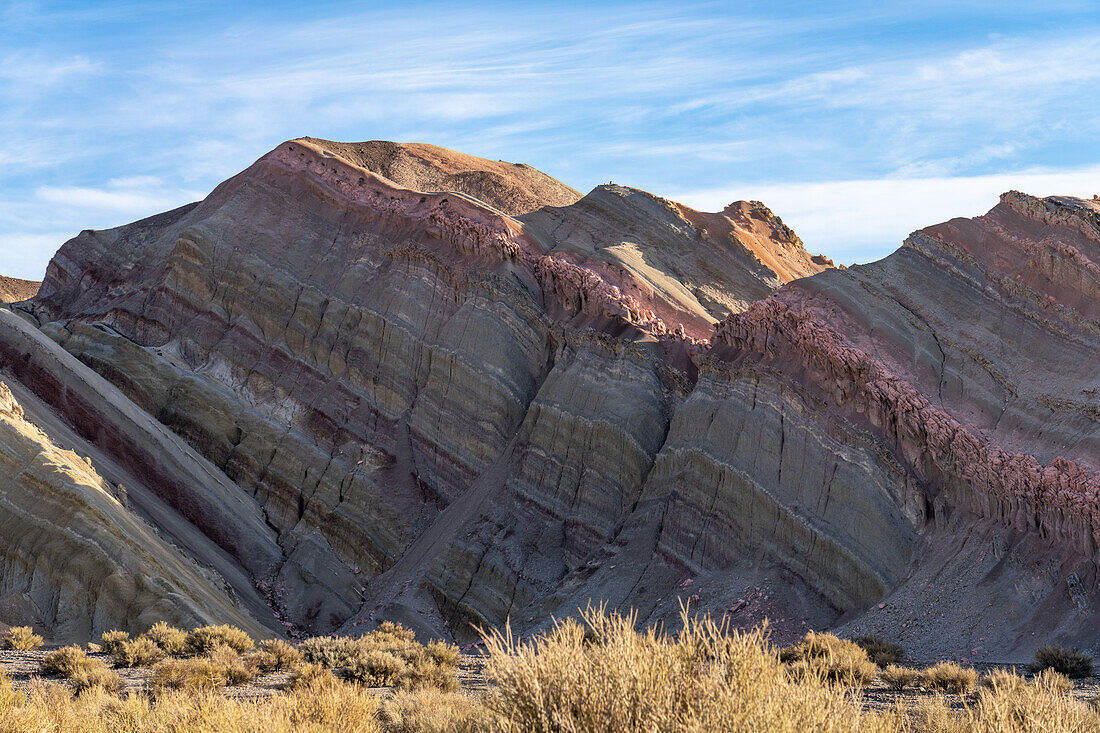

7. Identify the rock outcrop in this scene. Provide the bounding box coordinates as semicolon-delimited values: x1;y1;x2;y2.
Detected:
5;136;1098;661
0;375;266;642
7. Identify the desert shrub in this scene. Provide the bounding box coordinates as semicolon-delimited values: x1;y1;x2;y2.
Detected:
481;605;900;732
375;620;416;643
99;629;130;655
112;636;165;668
1032;645;1093;679
149;657;228;692
69;662;122;695
185;624;254;655
41;646;92;677
207;644;256;685
286;662;336;690
921;661;977;694
379;687;491;733
356;628;460;692
781;631;877;686
1;626;43;651
343;649;411;687
1032;667;1072;696
300;635;363;668
881;664;920;691
981;667;1025;694
40;646;120;695
853;635;903;667
250;638;302;673
142;621;188;655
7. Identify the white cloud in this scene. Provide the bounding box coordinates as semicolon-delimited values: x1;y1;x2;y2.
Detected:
672;165;1100;265
33;177;204;219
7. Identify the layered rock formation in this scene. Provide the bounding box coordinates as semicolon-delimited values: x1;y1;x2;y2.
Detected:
5;135;1098;661
0;373;266;643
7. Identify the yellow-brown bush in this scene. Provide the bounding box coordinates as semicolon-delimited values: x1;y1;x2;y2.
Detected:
250;638;303;673
782;631;878;686
99;630;130;655
379;687;491;733
343;649;411;687
853;635;904;667
1032;668;1072;696
185;624;255;655
481;605;899;732
981;667;1025;694
300;635;362;668
41;646;93;677
881;664;920;691
111;636;165;668
921;662;977;694
287;662;336;691
1;625;43;651
141;621;188;655
150;657;230;693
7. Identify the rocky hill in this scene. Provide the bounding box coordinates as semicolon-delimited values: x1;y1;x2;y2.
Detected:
1;137;1094;661
0;277;39;303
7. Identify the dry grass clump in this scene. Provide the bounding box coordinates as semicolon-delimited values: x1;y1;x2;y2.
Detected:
910;673;1100;731
920;662;977;694
301;623;460;692
300;635;363;668
99;630;130;655
781;631;878;686
1;625;43;651
150;656;232;693
208;644;257;685
379;687;491;733
41;646;93;677
881;664;921;691
1032;668;1072;696
286;662;336;690
981;667;1025;694
141;621;189;655
482;605;899;732
250;638;303;673
40;646;121;694
185;624;255;655
0;673;384;732
853;635;904;667
112;636;165;668
1032;645;1093;679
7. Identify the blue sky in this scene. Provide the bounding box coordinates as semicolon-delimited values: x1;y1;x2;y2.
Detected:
3;0;1100;280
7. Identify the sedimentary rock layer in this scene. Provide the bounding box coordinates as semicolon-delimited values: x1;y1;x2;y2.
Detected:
7;136;1099;661
0;377;265;642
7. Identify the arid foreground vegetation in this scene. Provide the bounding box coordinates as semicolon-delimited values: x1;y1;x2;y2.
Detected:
1;608;1098;732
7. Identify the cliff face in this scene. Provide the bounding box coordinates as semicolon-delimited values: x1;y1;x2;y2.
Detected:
0;374;267;643
6;136;1098;660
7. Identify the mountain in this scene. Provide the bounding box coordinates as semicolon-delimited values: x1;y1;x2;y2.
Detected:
2;136;1095;661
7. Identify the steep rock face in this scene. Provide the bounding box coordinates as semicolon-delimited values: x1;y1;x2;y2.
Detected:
0;377;265;642
0;277;39;303
12;135;1100;660
15;138;828;640
296;138;582;215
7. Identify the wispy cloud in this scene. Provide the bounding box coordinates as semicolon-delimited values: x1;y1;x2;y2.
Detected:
1;1;1099;279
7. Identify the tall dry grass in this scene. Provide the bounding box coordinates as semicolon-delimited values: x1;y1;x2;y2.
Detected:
1;608;1099;732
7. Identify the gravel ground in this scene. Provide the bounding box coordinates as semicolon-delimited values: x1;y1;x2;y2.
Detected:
3;649;1097;713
